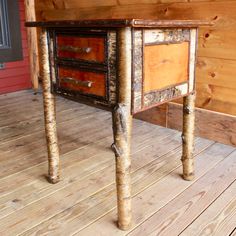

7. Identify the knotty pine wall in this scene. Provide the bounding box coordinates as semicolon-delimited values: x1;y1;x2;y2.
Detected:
34;0;236;145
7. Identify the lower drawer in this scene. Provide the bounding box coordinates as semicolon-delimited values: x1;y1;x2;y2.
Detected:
57;66;106;98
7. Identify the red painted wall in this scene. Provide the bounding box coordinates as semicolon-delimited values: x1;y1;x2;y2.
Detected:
0;0;31;94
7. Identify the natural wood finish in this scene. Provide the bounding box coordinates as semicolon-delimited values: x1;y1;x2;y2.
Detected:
129;148;236;236
134;104;167;127
180;181;236;236
58;67;106;97
1;90;236;236
24;0;40;90
144;42;189;92
182;93;196;181
40;29;60;184
135;102;236;146
112;27;132;231
33;0;236;116
168;102;236;147
57;35;105;63
76;142;233;236
25;19;211;28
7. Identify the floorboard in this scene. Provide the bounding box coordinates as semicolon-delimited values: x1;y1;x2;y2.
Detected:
0;90;235;236
180;180;236;236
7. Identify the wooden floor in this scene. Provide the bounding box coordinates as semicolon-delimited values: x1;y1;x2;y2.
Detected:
0;90;236;236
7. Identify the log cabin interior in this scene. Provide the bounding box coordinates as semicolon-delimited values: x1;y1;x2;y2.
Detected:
0;0;236;235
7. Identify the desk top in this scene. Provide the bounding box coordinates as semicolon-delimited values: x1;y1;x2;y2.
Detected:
25;19;212;28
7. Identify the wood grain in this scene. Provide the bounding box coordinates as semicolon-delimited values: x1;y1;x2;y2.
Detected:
34;0;236;116
58;67;106;97
76;142;232;236
111;27;133;230
24;0;39;90
144;42;189;92
129;147;236;236
57;34;105;63
21;136;212;236
135;102;236;146
180;180;236;236
40;28;60;183
1;90;236;235
168;103;236;146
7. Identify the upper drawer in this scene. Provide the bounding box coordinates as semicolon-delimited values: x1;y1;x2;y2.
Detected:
56;33;106;63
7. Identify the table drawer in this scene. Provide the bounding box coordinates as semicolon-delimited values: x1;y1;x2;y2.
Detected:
57;66;107;98
56;34;106;63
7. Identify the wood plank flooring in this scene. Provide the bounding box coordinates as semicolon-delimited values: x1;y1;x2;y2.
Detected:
0;89;235;236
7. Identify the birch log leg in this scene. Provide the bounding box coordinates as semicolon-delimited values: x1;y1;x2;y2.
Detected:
181;92;196;181
112;27;132;231
40;29;60;184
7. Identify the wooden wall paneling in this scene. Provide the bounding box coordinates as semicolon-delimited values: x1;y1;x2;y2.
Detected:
196;83;236;115
196;57;236;89
134;102;236;147
198;28;236;60
195;57;236;115
167;103;236;146
24;0;40;90
134;104;168;127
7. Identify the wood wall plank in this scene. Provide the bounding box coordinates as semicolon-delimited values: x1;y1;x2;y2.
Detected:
134;104;167;127
196;57;236;89
167;103;236;146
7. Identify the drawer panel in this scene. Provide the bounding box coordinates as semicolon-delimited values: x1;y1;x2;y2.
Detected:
58;66;106;98
56;34;106;63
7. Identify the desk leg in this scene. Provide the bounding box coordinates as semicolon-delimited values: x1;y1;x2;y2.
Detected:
112;27;132;230
40;29;60;184
182;92;196;181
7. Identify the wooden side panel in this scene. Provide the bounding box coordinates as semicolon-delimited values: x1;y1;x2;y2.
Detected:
144;42;189;93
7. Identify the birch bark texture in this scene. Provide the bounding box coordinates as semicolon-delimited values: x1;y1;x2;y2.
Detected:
40;29;60;184
182;92;196;181
112;27;133;231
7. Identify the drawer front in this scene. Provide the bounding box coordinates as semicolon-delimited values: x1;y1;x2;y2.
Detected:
56;34;106;63
58;66;106;98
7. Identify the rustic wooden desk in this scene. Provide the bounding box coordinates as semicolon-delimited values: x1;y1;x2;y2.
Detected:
26;19;209;230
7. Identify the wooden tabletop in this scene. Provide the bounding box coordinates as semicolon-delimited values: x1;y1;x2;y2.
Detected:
25;19;212;28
